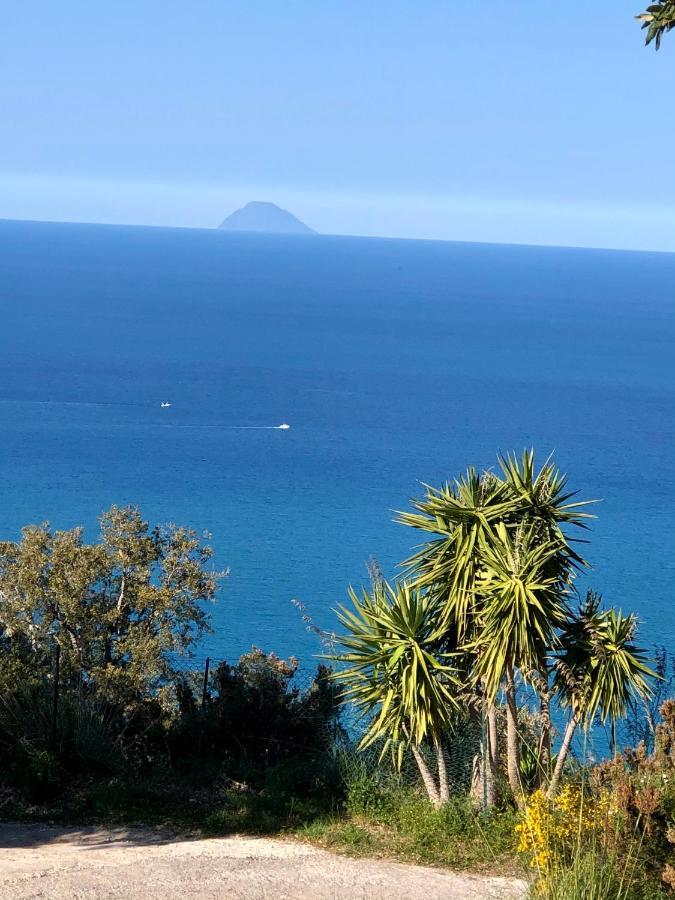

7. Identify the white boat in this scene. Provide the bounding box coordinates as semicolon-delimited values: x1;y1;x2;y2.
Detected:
278;423;290;430
160;402;171;408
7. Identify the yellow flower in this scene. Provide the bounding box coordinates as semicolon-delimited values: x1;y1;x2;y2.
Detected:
517;786;613;878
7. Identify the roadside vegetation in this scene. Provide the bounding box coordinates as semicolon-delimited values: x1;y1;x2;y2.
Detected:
0;452;673;898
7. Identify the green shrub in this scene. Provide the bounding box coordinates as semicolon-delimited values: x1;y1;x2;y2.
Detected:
170;650;341;779
12;747;61;803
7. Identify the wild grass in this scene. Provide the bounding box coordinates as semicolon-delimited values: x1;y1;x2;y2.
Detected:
297;754;521;873
528;847;668;900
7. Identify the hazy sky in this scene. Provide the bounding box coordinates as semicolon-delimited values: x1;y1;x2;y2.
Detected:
2;1;674;250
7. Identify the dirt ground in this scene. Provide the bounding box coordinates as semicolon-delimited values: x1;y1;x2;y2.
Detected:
0;822;527;899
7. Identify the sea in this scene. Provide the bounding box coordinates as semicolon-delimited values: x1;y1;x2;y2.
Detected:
0;218;673;675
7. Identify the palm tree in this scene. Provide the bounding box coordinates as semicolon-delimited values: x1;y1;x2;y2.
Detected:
547;591;655;798
495;450;594;788
398;451;593;800
473;521;572;797
398;467;515;805
330;581;461;808
398;466;515;640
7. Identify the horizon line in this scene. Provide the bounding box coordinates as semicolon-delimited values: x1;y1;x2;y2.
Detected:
1;214;674;258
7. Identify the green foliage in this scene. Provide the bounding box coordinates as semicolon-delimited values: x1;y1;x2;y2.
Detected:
398;465;515;644
171;649;341;777
305;772;520;870
637;2;675;49
591;698;675;889
474;520;571;701
0;505;220;707
553;592;654;727
330;581;460;764
399;450;592;640
398;450;593;698
530;849;642;900
339;749;407;820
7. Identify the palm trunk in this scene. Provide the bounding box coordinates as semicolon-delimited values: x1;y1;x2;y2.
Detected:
436;739;450;804
547;712;579;799
486;701;498;807
538;673;552;787
469;698;497;810
470;751;482;807
411;744;441;808
505;664;522;801
488;702;498;773
469;706;485;809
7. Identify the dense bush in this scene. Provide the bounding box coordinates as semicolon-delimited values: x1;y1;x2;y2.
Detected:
513;701;675;898
590;699;675;890
0;648;341;807
0;506;342;808
170;649;341;781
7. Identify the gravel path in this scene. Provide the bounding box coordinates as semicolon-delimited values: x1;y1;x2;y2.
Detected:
0;823;527;899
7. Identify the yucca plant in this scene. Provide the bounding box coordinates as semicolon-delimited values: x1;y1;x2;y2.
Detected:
499;450;595;782
637;1;675;49
547;591;655;798
474;520;573;797
399;450;594;800
329;581;461;808
398;466;518;805
398;466;515;642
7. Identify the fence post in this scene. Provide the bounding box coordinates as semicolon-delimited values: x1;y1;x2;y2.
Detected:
201;656;210;708
51;644;60;749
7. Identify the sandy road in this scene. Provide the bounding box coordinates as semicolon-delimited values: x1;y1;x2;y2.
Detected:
0;823;527;899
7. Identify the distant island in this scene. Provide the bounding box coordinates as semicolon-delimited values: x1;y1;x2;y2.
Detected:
218;201;316;235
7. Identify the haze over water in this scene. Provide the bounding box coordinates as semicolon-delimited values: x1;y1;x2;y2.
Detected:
0;218;673;666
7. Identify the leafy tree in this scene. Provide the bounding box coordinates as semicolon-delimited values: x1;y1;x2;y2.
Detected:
331;581;461;808
547;591;654;798
0;505;220;707
637;2;675;48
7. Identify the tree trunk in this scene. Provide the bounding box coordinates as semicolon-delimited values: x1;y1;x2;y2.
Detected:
411;745;441;808
538;672;552;787
547;712;579;799
470;699;497;810
436;739;450;804
470;751;483;808
487;701;498;807
505;664;522;801
488;702;498;772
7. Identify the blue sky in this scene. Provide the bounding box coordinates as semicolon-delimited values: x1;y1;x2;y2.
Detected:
2;1;674;250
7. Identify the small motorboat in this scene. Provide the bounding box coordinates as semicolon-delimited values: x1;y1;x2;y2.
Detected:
278;423;290;430
160;402;172;408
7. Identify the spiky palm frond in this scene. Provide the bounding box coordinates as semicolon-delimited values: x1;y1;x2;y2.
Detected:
329;581;461;766
498;449;595;529
397;468;516;642
553;590;655;728
472;521;572;700
637;1;675;49
498;449;596;575
397;452;594;649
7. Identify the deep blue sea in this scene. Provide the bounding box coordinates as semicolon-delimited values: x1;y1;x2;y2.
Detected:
0;219;673;671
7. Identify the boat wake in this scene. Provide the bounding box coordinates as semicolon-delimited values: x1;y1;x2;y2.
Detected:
154;423;291;431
